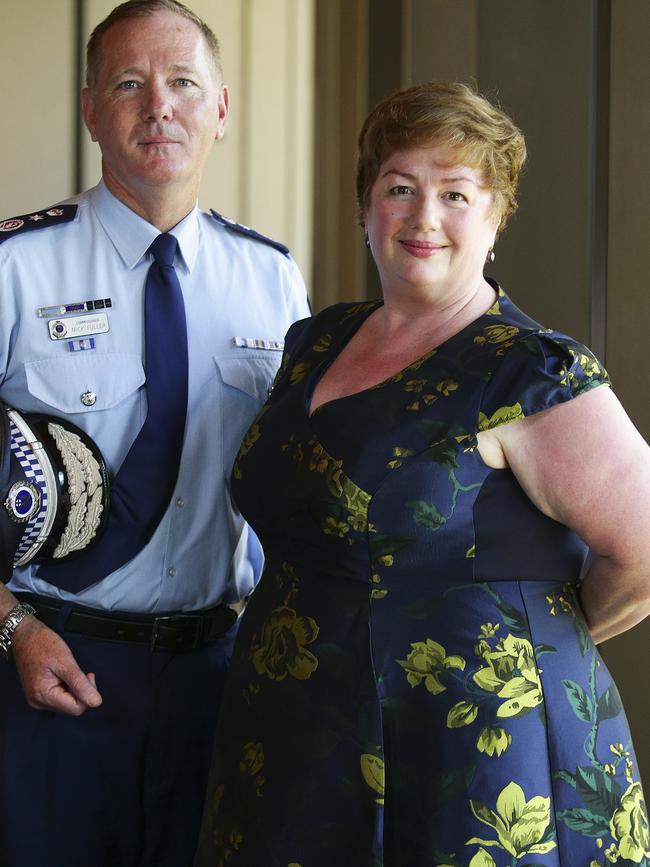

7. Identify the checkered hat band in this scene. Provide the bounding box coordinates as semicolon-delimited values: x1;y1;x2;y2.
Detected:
9;420;49;560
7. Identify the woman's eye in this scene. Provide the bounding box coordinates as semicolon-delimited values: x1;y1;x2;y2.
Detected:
445;191;468;203
389;185;413;196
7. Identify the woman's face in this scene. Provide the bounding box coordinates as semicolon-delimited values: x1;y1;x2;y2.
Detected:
364;143;499;302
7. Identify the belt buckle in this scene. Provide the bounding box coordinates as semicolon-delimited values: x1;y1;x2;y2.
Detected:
150;614;202;651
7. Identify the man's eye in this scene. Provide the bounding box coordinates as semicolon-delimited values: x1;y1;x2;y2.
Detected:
117;80;139;90
175;78;194;87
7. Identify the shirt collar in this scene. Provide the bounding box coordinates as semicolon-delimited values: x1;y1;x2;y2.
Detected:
87;180;200;274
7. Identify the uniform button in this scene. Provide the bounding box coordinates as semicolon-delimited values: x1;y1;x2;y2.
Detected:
167;567;176;577
81;391;96;406
175;498;185;508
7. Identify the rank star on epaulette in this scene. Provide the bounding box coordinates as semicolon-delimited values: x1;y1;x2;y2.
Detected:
0;204;77;243
209;209;290;257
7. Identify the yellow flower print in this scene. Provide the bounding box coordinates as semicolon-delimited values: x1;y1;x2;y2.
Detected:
342;301;377;320
474;639;491;659
387;446;415;469
347;514;368;531
251;607;319;681
378;554;394;566
467;780;556;859
360;753;385;805
486;296;503;316
238;422;261;456
371;588;389;599
466;544;476;558
289;361;311;384
475;726;512;757
473;324;520;346
436;378;458;396
480;623;500;638
397;639;465;694
239;741;264;776
405;349;436;371
323;517;350;538
447;700;479;728
405;378;428;393
472;634;543;718
308;441;329;473
229;828;243;849
610;781;650;863
468;848;497;867
478;403;525;431
313;333;331;352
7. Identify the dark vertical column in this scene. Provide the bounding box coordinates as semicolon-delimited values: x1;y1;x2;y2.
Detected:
587;0;610;362
312;0;368;310
477;0;597;345
364;0;407;298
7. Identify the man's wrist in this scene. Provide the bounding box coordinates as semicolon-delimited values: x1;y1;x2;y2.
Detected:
0;603;36;662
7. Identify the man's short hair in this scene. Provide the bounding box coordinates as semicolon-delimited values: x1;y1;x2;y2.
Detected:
86;0;223;87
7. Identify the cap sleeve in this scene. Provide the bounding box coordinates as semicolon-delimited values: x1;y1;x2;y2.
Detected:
478;331;610;432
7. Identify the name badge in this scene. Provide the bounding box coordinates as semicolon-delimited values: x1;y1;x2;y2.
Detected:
48;313;109;341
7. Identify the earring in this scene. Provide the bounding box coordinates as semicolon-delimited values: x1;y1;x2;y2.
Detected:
486;248;495;263
364;236;370;249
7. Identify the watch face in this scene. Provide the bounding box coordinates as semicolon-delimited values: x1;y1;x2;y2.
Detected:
4;481;41;523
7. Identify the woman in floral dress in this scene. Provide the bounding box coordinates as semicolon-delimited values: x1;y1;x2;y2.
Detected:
198;82;650;867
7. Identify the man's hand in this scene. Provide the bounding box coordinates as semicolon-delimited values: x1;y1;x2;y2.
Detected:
11;616;103;716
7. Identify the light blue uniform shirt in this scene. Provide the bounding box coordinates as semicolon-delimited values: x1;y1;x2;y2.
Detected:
0;182;310;612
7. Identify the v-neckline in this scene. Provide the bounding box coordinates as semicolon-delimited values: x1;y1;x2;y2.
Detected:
305;290;501;419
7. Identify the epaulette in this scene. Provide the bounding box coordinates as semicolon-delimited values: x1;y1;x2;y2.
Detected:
0;205;77;245
210;210;290;257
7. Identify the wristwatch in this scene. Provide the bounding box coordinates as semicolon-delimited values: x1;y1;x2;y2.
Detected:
0;603;36;662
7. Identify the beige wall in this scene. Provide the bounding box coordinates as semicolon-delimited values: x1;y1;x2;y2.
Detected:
0;1;76;215
1;0;314;283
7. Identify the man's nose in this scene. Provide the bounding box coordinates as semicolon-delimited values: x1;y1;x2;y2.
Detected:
140;83;173;122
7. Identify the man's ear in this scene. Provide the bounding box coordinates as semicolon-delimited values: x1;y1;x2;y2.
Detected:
215;83;229;141
81;88;98;143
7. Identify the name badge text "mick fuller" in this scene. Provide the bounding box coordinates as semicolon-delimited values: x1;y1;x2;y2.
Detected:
48;313;109;341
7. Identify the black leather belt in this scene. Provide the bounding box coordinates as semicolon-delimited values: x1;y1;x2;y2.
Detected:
15;593;238;652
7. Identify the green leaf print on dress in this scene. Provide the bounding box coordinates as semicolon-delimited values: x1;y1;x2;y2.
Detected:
545;586;650;864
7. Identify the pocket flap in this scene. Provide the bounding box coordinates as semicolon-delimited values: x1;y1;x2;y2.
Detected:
25;353;145;413
214;354;279;403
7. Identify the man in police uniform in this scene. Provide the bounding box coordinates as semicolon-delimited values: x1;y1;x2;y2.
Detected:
0;1;310;865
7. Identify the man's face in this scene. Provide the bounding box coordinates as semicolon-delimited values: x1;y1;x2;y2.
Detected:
82;10;228;203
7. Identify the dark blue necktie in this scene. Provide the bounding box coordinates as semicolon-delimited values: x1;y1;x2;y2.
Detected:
41;234;188;591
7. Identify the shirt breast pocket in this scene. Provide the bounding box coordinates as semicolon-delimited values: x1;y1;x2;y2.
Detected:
214;353;280;473
24;353;145;415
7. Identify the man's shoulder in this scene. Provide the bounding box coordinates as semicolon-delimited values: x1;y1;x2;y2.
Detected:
0;204;78;247
203;210;291;258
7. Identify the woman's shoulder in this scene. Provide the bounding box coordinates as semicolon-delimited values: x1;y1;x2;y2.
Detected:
477;286;610;428
284;299;380;354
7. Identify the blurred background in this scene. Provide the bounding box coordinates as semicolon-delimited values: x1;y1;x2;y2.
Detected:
2;0;649;784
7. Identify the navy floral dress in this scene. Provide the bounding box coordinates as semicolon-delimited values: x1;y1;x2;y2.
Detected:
201;286;649;867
